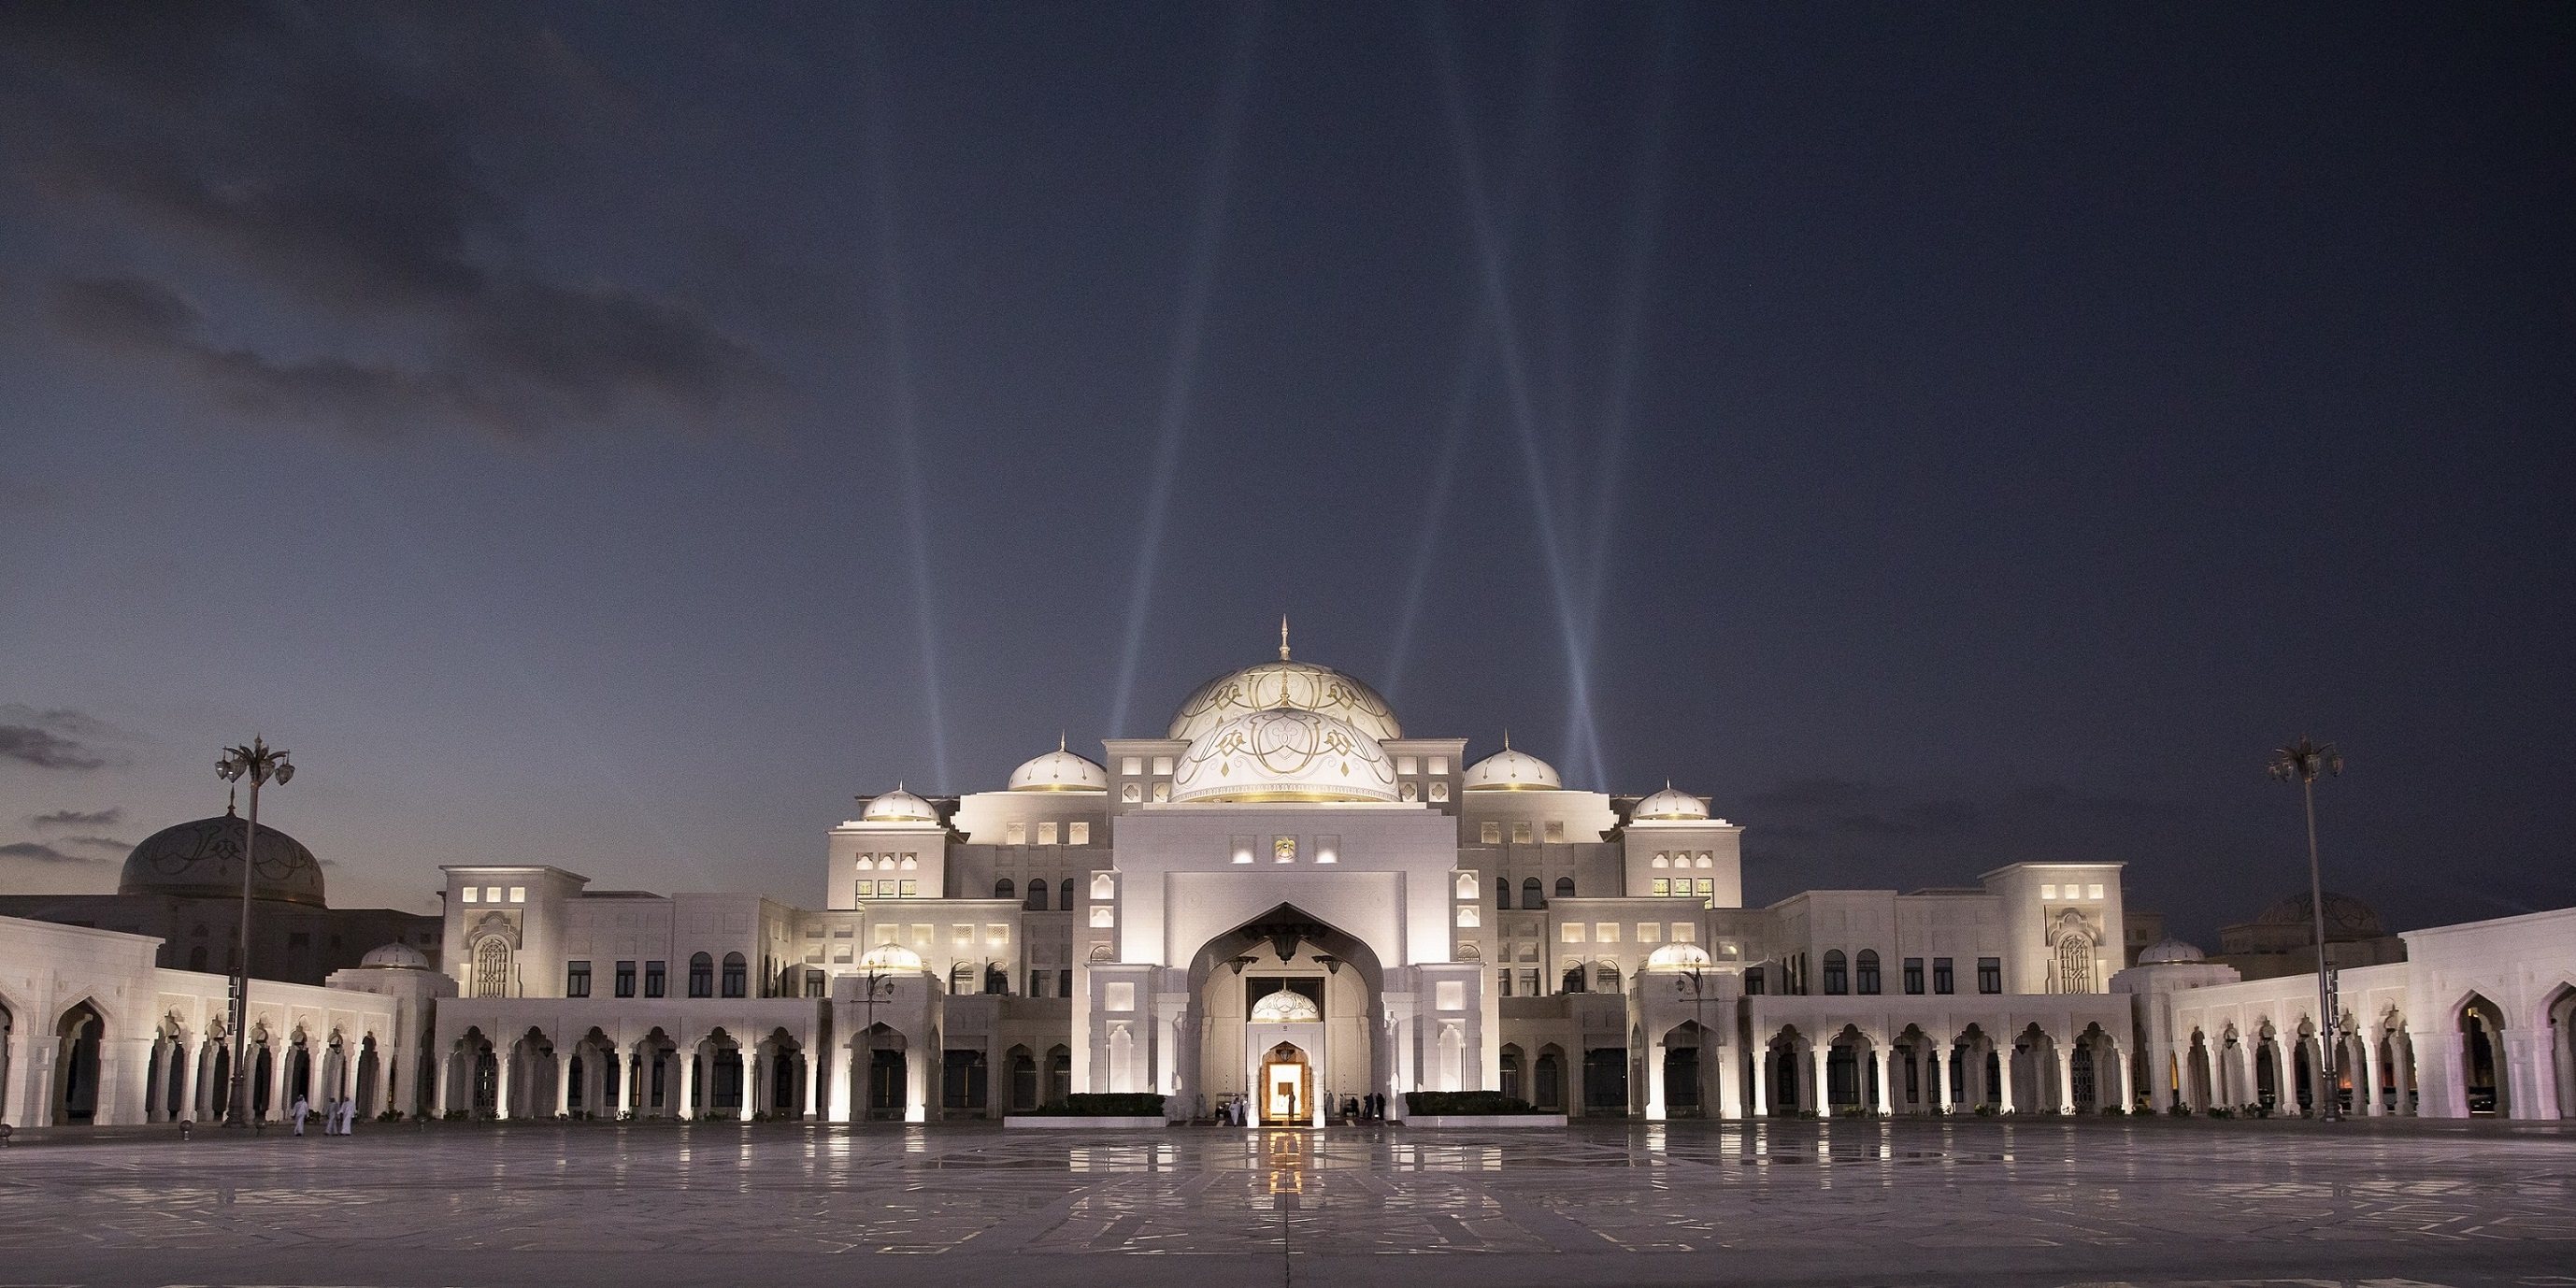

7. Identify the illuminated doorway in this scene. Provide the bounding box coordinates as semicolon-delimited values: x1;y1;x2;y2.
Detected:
1260;1043;1311;1126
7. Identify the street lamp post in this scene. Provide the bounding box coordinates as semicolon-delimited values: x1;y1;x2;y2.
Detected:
2268;735;2343;1123
215;737;293;1127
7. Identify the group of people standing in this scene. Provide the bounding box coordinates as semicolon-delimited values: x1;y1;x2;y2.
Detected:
1209;1092;1389;1125
286;1094;363;1137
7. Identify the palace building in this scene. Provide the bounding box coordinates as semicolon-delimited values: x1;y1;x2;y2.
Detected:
5;641;2573;1128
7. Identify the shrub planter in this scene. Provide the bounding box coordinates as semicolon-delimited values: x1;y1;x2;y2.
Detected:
1005;1116;1168;1130
1398;1091;1559;1126
1402;1113;1567;1128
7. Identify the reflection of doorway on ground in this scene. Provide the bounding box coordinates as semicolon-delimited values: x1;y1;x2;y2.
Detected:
1261;1043;1310;1125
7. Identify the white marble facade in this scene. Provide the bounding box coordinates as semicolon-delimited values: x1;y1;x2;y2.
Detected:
7;647;2572;1127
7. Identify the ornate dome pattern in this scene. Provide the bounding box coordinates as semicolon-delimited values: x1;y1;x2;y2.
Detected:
2136;938;2207;965
1463;740;1561;792
858;943;925;970
1168;660;1401;743
1250;989;1323;1023
359;942;433;969
1632;784;1710;821
1009;739;1108;793
1169;708;1398;804
861;787;939;823
119;812;326;908
2254;891;2384;938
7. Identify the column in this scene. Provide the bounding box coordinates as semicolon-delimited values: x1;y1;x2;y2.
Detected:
2054;1041;2075;1114
676;1042;697;1120
1803;1040;1824;1114
1714;1038;1740;1120
905;1046;929;1123
744;1045;763;1122
495;1045;517;1121
1871;1041;1893;1116
1751;1042;1770;1117
2361;1034;2384;1117
1644;1030;1667;1122
551;1047;573;1120
2111;1041;2132;1113
1925;1044;1945;1113
432;1045;453;1118
1995;1042;2014;1112
828;1042;853;1123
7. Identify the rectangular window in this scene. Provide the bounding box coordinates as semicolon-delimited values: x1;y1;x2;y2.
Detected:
987;923;1009;946
1671;923;1694;942
615;961;637;997
1038;821;1059;845
1428;756;1448;775
1933;957;1953;995
1561;923;1584;943
1977;956;2003;995
1435;980;1464;1010
1520;968;1540;996
898;880;917;897
1696;877;1715;896
1396;755;1419;774
953;924;974;949
566;961;591;997
1653;878;1669;896
1151;756;1173;776
1903;957;1925;995
1637;922;1660;943
1059;968;1073;997
1105;981;1136;1011
1316;834;1339;864
485;886;502;903
1122;757;1143;775
460;886;479;903
1028;970;1049;998
876;879;894;897
1544;820;1566;843
1007;822;1025;845
1069;821;1090;845
1511;822;1532;845
1745;966;1765;995
1595;923;1619;943
2041;883;2058;899
508;886;525;903
644;960;666;998
2086;882;2104;900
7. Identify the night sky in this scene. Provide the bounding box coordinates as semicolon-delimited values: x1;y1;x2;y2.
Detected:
2;3;2569;947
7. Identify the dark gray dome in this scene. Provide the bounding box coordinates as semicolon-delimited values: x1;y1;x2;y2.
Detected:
119;812;325;909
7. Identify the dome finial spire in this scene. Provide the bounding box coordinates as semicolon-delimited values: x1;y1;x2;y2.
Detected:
1058;730;1066;752
225;785;236;816
1279;614;1290;661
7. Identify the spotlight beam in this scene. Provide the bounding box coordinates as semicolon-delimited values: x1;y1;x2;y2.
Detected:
1566;8;1686;790
1381;313;1489;701
1426;1;1599;787
1107;2;1268;737
858;9;951;789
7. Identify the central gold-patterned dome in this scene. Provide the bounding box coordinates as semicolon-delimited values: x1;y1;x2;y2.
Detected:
1169;708;1399;804
1168;658;1401;743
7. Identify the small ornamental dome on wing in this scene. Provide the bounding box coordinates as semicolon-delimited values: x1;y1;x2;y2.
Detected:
1009;737;1108;793
1250;988;1323;1023
858;943;924;971
2253;890;2383;939
1169;708;1399;804
2136;938;2207;965
119;811;326;908
1168;625;1401;744
1645;942;1714;969
1632;783;1710;821
359;942;433;969
860;786;939;823
1462;737;1561;792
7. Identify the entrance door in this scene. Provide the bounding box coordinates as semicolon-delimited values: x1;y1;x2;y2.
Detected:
1260;1043;1311;1125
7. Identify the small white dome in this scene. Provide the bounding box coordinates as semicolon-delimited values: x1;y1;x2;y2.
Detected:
1645;943;1714;969
2138;938;2207;965
1463;737;1561;792
1632;783;1710;821
861;786;939;823
858;943;924;971
359;942;431;969
1250;989;1322;1023
1169;708;1398;804
1009;738;1108;793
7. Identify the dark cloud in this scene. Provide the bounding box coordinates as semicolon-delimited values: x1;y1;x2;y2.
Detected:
3;3;776;439
0;706;131;770
0;839;101;865
30;807;122;829
59;834;132;854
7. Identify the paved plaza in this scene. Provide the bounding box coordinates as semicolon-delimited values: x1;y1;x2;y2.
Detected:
0;1119;2569;1288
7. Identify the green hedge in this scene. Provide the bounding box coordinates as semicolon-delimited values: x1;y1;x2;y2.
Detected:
1020;1094;1167;1117
1402;1091;1543;1116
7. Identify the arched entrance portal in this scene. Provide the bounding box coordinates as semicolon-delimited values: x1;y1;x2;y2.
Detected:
1181;905;1384;1125
1259;1042;1312;1126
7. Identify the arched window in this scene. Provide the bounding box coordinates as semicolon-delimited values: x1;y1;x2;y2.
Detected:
2055;936;2093;994
995;878;1015;901
1562;965;1588;994
1855;950;1882;995
721;952;747;997
1026;881;1049;911
1496;880;1511;910
1060;879;1078;909
473;937;511;998
188;945;208;970
1823;950;1849;995
688;952;714;997
1595;964;1622;994
1523;877;1544;909
1554;877;1575;899
1534;1050;1564;1109
951;962;976;995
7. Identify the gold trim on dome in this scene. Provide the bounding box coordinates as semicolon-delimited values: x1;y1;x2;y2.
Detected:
1167;659;1402;743
1465;780;1556;791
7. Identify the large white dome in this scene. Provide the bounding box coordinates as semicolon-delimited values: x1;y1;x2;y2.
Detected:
861;786;939;823
1463;739;1561;792
1169;708;1399;804
1632;784;1710;821
1009;739;1107;793
1168;646;1400;744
